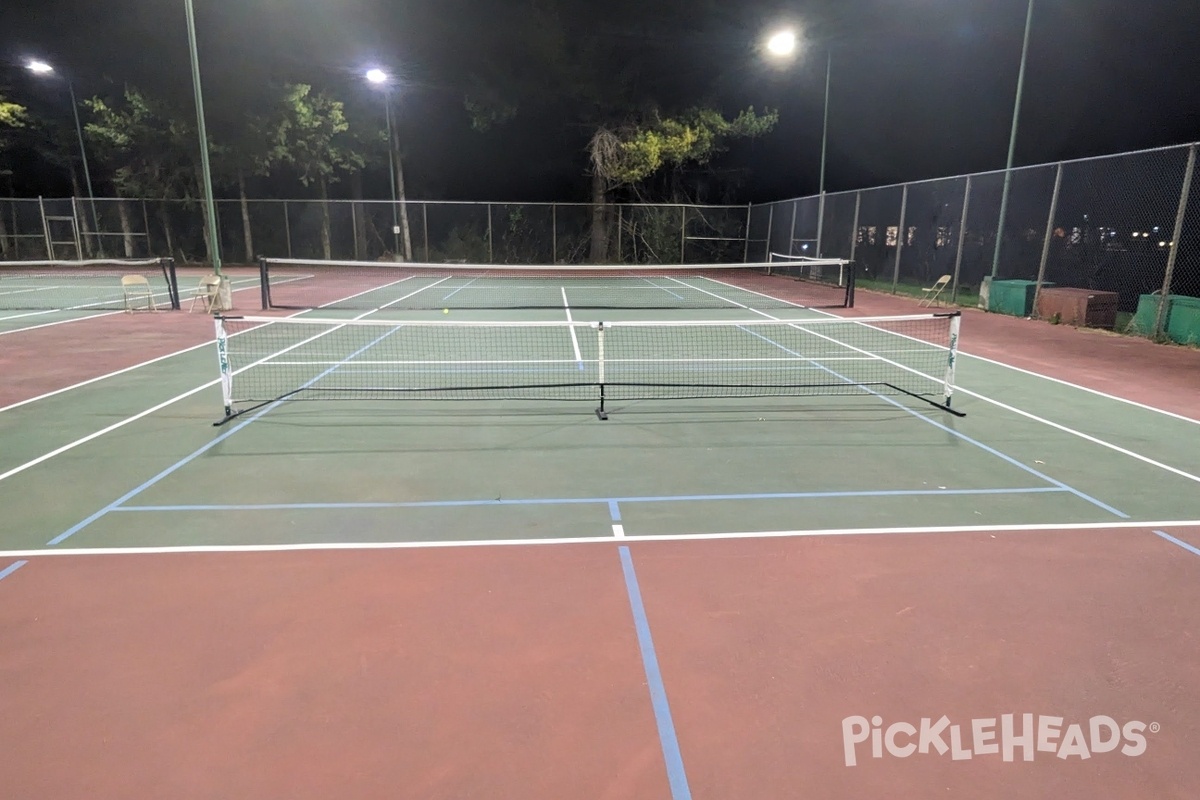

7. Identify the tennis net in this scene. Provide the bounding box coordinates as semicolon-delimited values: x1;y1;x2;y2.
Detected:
258;258;856;311
0;258;180;311
214;312;961;422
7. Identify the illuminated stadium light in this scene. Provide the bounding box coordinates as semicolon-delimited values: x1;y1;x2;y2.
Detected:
766;29;797;57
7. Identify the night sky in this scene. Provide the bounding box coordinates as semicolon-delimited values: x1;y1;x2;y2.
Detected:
2;0;1199;203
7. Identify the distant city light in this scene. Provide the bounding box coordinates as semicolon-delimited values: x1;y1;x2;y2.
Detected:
1159;241;1168;247
26;60;54;74
365;68;389;84
766;30;797;57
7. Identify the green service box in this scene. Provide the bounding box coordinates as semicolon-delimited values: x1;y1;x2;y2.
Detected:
1133;294;1200;345
987;279;1050;317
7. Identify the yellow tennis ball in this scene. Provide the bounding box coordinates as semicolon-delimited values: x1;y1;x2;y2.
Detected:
443;308;449;314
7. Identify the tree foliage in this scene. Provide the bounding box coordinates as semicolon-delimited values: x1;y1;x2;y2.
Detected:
0;94;28;152
84;87;197;199
591;107;778;188
0;95;26;129
277;83;365;191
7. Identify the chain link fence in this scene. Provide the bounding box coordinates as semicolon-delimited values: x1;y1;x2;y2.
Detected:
4;141;1198;343
0;197;751;271
748;142;1200;344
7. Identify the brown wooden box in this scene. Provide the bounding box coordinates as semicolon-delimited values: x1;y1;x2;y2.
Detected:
1034;287;1119;329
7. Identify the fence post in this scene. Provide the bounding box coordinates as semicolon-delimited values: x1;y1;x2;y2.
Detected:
816;192;826;257
952;176;973;303
482;203;492;262
848;191;861;264
763;205;774;263
552;203;558;264
1155;144;1197;339
1032;163;1064;316
38;196;52;259
283;201;293;259
141;200;152;257
742;204;753;263
351;201;360;260
681;206;691;262
892;184;908;293
618;204;624;262
422;203;430;261
788;200;798;257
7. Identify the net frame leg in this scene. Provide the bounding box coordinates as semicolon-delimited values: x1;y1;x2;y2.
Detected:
214;315;236;424
595;322;609;420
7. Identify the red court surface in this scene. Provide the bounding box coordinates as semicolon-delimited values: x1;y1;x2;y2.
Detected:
849;290;1200;419
2;525;1198;799
0;546;670;799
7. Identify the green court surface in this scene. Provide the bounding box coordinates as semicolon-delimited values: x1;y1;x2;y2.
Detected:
1;273;1198;551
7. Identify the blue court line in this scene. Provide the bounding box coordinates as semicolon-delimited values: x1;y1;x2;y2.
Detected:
609;500;622;521
48;327;404;547
112;486;1069;513
618;546;691;800
442;277;480;301
0;560;28;582
1154;530;1200;558
738;326;1130;519
644;278;685;301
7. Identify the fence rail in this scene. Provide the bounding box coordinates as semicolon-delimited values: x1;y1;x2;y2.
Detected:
3;140;1198;342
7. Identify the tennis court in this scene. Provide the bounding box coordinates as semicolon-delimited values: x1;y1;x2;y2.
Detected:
1;258;1199;799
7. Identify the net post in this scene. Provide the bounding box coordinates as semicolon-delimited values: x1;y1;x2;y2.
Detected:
258;256;271;310
595;321;608;420
164;257;181;309
943;312;962;410
214;315;234;423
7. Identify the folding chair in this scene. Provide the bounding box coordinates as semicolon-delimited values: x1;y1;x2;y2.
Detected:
919;275;951;307
189;274;224;313
121;274;157;312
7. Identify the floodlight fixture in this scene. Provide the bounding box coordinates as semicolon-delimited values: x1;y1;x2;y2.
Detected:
766;29;797;58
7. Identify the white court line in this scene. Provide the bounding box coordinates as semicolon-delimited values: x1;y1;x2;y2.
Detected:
0;275;414;415
952;347;1199;426
0;278;442;485
613;524;626;538
0;310;124;335
561;286;584;366
0;275;265;337
0;517;1196;558
696;275;1200;487
693;273;1199;426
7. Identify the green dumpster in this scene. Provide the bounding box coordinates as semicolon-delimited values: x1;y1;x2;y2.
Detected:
987;279;1049;317
1132;294;1200;345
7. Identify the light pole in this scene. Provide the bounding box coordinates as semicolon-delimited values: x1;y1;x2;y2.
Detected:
765;27;832;257
26;59;101;257
366;68;401;256
990;0;1036;279
183;0;222;277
